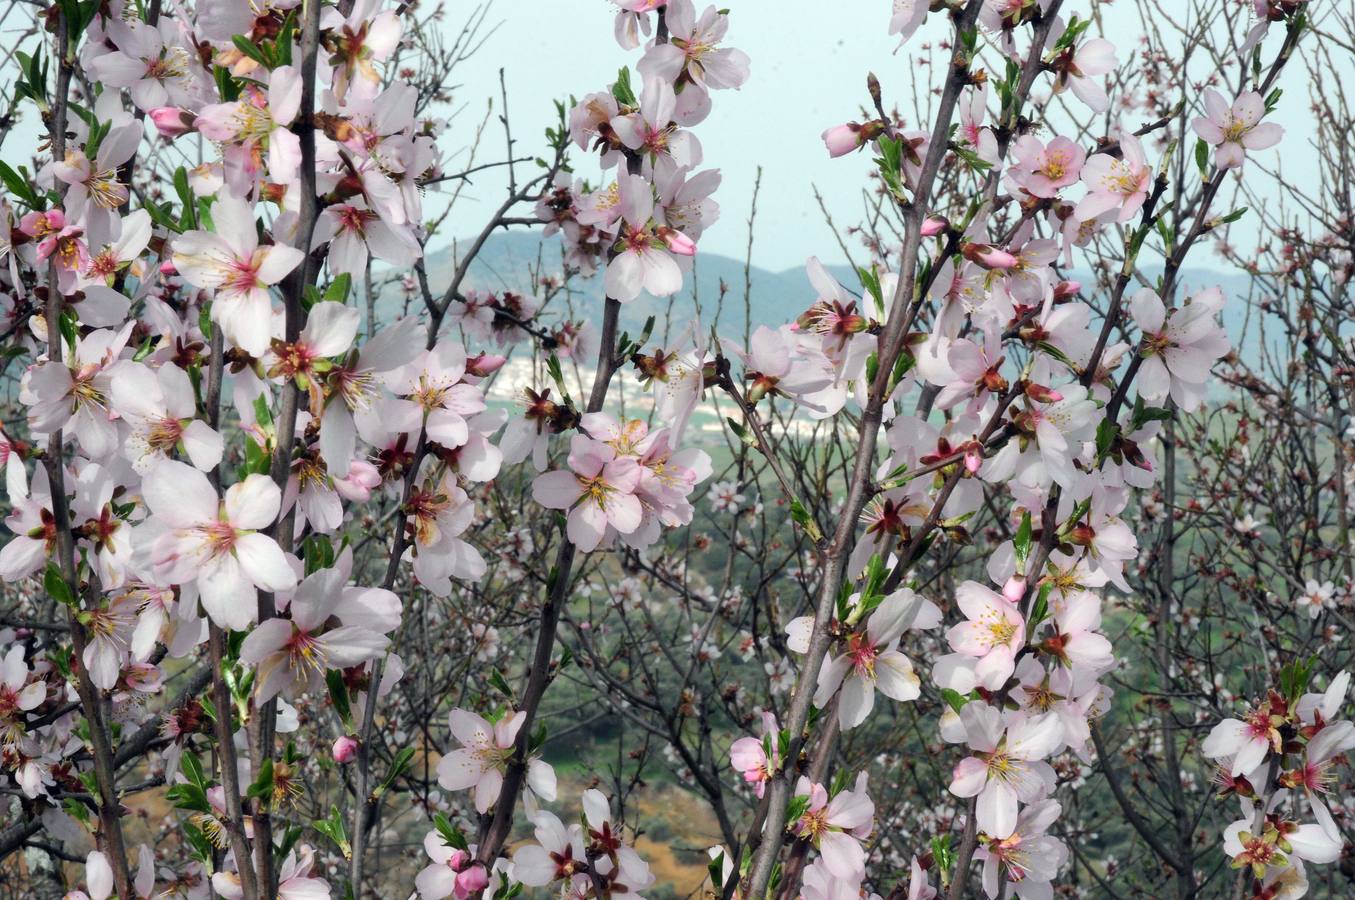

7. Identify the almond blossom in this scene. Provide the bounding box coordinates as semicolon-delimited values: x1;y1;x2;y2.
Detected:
814;588;935;729
949;704;1061;839
1192;88;1285;170
435;708;557;814
139;461;297;631
172;194;305;356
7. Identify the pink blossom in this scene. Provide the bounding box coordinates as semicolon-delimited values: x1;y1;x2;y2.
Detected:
790;773;874;882
172;194;304;356
532;435;644;552
436;708;557;814
1076;133;1152;224
948;704;1061;839
1009;135;1085;198
141;461;297;631
729;711;780;797
1192;88;1283;170
946;581;1026;690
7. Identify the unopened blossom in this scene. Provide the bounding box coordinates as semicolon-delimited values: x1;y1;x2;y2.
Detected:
1192;88;1284;170
415;831;490;900
172;194;304;356
140;461;297;631
435;708;557;813
729;711;779;797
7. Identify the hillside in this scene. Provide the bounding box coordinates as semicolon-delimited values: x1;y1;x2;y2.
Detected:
391;230;1271;357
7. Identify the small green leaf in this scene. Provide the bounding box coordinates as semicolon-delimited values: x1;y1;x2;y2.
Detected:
44;564;76;607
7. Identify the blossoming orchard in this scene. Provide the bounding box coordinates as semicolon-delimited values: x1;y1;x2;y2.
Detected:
1;0;1353;897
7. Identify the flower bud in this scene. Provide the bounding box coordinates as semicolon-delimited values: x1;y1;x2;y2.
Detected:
467;353;508;377
149;107;197;139
920;215;949;237
822;124;863;158
455;863;490;896
961;243;1018;270
332;736;358;764
1002;575;1027;603
159;259;178;276
657;226;696;256
1053;279;1081;299
1025;383;1064;403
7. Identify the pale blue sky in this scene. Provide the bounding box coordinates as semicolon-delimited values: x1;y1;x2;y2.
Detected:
442;0;1331;272
0;2;1330;273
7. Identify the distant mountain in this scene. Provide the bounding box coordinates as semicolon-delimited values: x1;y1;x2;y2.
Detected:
397;230;1270;356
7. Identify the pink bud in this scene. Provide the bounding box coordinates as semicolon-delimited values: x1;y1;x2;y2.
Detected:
1002;575;1026;604
467;353;507;377
159;259;178;276
455;864;490;898
1053;280;1081;299
963;243;1019;270
964;448;983;474
920;216;949;237
148;107;196;139
332;736;358;764
822;124;861;158
659;226;696;256
446;849;469;870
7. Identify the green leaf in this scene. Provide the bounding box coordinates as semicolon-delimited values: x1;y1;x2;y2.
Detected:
434;812;469;852
44;564;76;607
1194;138;1209;179
940;688;968;715
0;161;42;208
488;668;515;701
313;806;352;859
231;35;270;67
1013;511;1032;568
326;670;353;730
324;273;353;304
181;751;208;789
377;747;416;796
612;66;638;106
247;757;274;804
